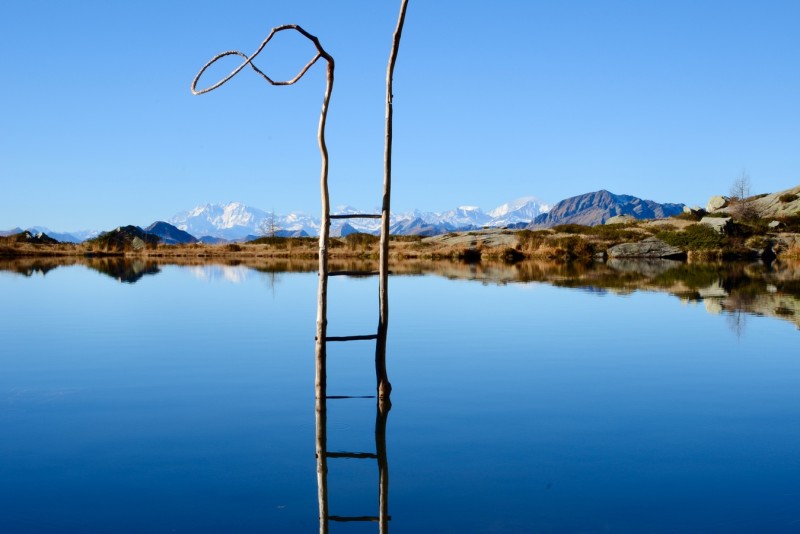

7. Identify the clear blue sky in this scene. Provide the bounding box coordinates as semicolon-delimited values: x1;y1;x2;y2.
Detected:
1;0;798;231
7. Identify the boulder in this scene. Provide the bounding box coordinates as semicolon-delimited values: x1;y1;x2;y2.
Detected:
699;216;732;234
604;215;637;225
607;237;686;259
683;205;707;217
706;195;729;212
768;220;784;230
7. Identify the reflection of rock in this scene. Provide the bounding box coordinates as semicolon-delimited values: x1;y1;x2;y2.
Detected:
699;216;732;234
698;282;728;299
718;294;800;329
706;195;729;212
705;299;724;314
607;258;684;276
607;237;686;259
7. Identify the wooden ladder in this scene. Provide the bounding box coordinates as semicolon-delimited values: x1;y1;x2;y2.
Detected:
313;5;407;530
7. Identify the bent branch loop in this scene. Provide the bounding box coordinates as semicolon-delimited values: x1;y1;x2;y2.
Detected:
191;24;332;94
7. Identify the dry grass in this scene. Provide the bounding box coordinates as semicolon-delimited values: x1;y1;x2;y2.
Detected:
4;222;800;264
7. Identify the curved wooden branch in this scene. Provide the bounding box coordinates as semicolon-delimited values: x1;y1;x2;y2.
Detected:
190;26;335;404
191;24;332;94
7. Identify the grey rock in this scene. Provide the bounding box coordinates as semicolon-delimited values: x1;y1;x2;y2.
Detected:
699;216;732;234
706;195;729;212
607;237;686;259
768;220;784;229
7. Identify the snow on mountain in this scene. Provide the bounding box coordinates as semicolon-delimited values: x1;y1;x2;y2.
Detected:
437;206;492;228
169;202;271;239
168;197;552;239
169;202;317;240
25;226;99;243
487;197;550;226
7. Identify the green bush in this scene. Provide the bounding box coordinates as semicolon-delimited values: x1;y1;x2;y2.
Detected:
552;224;591;234
551;223;640;241
779;193;798;203
656;224;725;250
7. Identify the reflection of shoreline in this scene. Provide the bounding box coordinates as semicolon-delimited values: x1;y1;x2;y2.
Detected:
2;257;799;329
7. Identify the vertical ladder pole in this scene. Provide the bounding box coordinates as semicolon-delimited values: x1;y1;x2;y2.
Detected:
316;55;335;400
314;44;335;534
376;397;392;533
377;0;410;400
315;389;329;534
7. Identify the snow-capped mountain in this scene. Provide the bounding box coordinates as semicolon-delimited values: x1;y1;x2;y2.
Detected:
168;197;551;239
25;226;100;243
488;197;550;226
169;202;320;240
437;206;493;228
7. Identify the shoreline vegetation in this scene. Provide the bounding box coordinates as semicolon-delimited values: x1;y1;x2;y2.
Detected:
3;214;800;263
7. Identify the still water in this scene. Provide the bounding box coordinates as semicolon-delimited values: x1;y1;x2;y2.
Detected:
1;259;799;532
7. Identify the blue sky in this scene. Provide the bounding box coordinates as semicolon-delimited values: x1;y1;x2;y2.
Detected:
1;0;798;231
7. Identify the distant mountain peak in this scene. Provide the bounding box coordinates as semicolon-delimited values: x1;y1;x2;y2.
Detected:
528;190;683;228
144;221;198;245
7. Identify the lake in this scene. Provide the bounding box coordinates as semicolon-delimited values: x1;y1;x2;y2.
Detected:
1;258;799;532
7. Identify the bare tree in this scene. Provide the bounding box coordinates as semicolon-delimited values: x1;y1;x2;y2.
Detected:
259;211;282;238
729;171;759;220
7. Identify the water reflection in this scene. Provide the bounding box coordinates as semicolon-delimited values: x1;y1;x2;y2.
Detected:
1;257;799;330
314;241;392;531
315;392;391;532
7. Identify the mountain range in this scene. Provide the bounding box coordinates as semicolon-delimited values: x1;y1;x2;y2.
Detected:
3;191;691;243
168;197;552;240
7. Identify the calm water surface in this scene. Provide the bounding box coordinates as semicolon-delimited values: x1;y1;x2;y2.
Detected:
1;260;799;532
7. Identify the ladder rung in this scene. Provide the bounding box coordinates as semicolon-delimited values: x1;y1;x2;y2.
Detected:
326;395;376;399
325;334;378;342
328;516;391;523
328;270;380;277
330;213;382;219
326;452;378;459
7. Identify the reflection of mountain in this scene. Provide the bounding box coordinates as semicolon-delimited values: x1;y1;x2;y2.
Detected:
0;258;75;277
85;258;161;283
1;257;798;328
